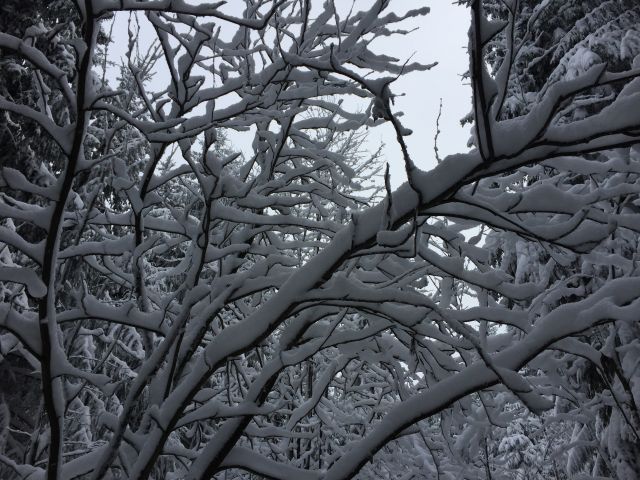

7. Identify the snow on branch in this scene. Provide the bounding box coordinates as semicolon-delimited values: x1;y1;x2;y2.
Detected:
1;1;640;479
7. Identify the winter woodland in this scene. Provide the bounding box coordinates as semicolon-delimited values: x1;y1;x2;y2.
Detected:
0;0;640;479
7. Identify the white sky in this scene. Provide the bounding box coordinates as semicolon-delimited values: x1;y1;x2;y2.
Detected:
373;2;472;187
105;2;472;190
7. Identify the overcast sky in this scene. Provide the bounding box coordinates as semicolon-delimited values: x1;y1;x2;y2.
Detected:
373;1;472;187
107;2;472;189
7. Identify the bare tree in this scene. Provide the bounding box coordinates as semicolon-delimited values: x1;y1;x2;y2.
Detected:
0;1;639;479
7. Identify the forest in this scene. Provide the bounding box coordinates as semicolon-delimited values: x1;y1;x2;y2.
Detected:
0;0;639;479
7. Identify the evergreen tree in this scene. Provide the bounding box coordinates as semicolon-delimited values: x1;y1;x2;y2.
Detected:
474;0;640;477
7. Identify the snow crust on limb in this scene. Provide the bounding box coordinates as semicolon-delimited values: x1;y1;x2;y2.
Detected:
1;1;640;479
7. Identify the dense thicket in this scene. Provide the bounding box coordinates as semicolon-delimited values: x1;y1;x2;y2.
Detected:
0;1;639;479
476;1;640;477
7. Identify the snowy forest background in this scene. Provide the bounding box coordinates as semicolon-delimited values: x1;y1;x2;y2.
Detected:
1;1;640;479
